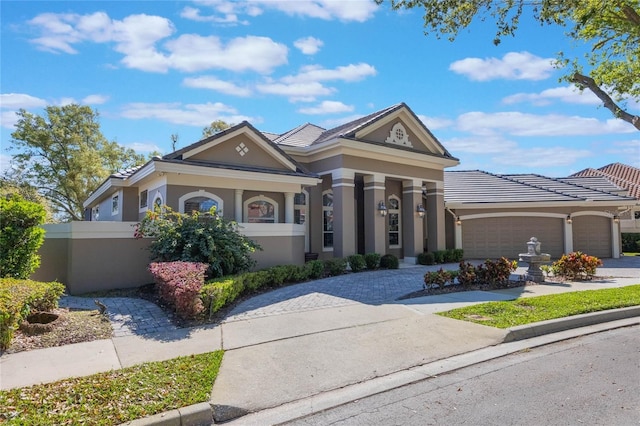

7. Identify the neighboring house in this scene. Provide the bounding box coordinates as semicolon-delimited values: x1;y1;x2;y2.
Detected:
570;163;640;233
444;171;637;259
83;103;459;264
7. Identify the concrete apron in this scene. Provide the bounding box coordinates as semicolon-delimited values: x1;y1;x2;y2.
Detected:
211;303;506;423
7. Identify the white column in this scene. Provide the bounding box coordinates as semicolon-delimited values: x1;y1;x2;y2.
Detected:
612;218;620;259
235;189;243;223
455;219;463;249
285;192;295;224
564;218;573;254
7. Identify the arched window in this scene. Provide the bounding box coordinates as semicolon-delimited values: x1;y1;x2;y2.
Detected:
179;191;223;215
322;190;333;250
388;195;401;248
244;196;278;223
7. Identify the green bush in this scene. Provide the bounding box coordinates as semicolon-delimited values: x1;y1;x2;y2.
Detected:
0;278;65;350
135;206;261;278
305;260;325;279
417;252;435;265
621;233;640;252
452;249;464;262
477;257;518;287
324;258;347;276
432;250;446;264
364;253;381;270
424;268;455;289
0;194;47;279
379;254;399;269
201;277;245;317
347;254;366;272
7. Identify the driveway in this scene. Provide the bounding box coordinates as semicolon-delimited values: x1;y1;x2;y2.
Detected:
224;257;640;322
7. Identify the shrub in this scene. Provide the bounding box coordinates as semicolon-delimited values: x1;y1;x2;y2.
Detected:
621;233;640;252
347;254;366;272
149;262;208;319
0;278;65;350
0;194;47;279
379;254;399;269
417;252;435;265
452;249;464;262
364;253;381;270
424;268;455;289
432;250;446;264
324;258;347;276
479;257;518;287
551;252;603;280
201;277;245;317
457;261;478;287
135;206;261;278
305;260;325;280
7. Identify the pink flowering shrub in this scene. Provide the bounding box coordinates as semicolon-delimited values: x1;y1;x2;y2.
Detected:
148;261;208;319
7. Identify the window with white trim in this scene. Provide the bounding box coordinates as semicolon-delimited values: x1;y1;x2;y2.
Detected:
388;195;401;248
295;190;309;252
322;190;333;250
139;190;148;209
245;196;278;223
179;191;223;216
92;206;99;221
111;194;119;216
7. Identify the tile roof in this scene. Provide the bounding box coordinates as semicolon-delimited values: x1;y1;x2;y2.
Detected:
274;123;326;147
110;165;144;180
445;170;637;204
570;163;640;200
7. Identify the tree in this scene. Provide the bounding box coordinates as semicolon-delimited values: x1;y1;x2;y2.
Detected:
9;105;146;221
0;176;54;222
202;120;231;138
377;0;640;130
0;194;46;278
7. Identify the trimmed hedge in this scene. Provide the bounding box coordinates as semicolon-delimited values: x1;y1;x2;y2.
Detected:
0;278;65;350
380;254;399;269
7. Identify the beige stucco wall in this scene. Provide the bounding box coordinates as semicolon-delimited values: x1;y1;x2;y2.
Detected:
190;134;288;170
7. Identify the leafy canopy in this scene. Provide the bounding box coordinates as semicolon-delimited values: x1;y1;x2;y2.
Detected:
202;120;231;139
377;0;640;130
8;104;146;221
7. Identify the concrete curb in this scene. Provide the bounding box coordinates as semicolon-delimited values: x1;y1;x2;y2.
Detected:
503;306;640;342
119;402;212;426
222;314;639;425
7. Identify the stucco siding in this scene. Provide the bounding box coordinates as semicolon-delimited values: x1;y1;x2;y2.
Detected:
190;134;288;170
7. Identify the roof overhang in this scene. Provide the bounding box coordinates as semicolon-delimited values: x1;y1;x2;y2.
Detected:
445;200;639;210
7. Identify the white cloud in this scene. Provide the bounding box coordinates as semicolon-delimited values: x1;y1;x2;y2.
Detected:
193;0;377;23
183;76;252;97
180;6;247;24
0;93;47;109
607;140;640;165
294;36;323;55
282;63;376;84
456;111;635;136
127;142;163;154
58;97;76;106
256;81;335;100
0;154;13;173
502;85;601;106
82;94;110;105
27;12;287;74
120;102;255;126
417;114;454;130
298;100;354;114
449;51;555;81
0;111;20;129
491;146;592;168
443;136;518;154
320;114;364;129
165;35;288;73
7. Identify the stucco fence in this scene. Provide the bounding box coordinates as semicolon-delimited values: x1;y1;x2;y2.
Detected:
30;222;306;295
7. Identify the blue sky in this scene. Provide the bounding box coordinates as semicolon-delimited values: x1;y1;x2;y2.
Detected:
2;0;639;177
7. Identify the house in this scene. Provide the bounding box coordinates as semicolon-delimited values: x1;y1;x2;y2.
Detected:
570;163;640;233
33;103;637;294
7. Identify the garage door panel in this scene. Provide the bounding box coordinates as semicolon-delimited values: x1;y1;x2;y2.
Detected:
572;216;611;258
462;217;564;259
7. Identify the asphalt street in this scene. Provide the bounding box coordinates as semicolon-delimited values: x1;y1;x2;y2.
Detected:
285;325;640;426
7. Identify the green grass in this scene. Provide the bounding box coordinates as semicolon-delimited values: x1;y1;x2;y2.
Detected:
623;252;640;256
438;285;640;328
0;351;224;426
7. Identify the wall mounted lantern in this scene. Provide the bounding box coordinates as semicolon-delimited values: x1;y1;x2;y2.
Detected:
378;201;387;217
416;204;426;217
455;217;462;226
566;215;572;224
613;215;620;223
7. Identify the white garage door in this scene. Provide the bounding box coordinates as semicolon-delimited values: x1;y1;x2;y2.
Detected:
572;215;611;258
462;216;564;259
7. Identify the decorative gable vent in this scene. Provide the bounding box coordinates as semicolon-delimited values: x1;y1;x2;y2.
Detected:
385;123;412;147
235;142;249;157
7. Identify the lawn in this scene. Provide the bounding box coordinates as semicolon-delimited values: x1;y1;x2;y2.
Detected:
0;351;224;426
438;284;640;328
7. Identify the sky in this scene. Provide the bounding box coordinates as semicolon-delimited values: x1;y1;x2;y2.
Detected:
1;0;639;178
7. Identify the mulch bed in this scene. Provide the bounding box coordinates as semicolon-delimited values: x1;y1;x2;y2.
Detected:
397;279;539;300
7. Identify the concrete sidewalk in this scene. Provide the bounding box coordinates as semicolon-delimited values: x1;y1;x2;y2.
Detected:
0;258;638;425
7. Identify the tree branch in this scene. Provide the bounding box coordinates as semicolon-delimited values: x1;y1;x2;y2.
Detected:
571;72;640;131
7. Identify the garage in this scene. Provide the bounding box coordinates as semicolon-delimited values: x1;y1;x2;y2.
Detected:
572;215;612;258
461;216;564;259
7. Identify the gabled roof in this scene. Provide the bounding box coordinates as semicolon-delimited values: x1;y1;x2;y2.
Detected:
313;103;402;145
445;170;637;205
570;163;640;200
274;123;326;147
